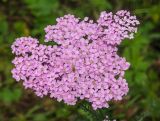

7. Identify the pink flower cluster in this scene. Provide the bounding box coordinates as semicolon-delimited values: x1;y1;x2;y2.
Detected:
11;10;139;110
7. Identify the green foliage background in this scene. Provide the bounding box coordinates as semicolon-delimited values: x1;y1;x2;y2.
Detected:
0;0;160;121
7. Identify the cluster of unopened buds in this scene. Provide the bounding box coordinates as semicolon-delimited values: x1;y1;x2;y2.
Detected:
103;115;116;121
11;10;139;110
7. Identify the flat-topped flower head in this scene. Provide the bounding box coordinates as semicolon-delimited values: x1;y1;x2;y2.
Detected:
11;10;139;110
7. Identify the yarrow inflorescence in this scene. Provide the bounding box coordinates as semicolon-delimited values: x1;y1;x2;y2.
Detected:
11;10;139;110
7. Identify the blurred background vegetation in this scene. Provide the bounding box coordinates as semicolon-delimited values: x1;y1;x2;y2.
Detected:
0;0;160;121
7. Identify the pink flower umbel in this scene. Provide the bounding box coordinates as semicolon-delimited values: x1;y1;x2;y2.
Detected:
11;10;139;110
